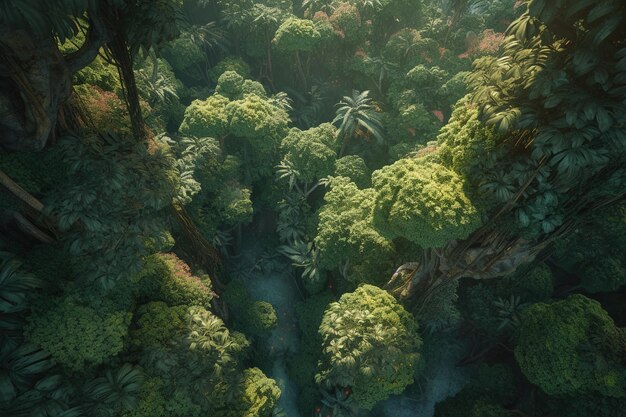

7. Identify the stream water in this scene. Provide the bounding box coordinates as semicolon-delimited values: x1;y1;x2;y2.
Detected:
237;241;303;417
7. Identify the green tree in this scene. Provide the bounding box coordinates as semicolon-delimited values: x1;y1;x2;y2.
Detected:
130;301;187;349
84;364;143;416
333;90;385;156
315;177;394;286
372;158;482;248
208;57;252;83
25;296;131;372
316;284;423;410
222;281;277;338
329;3;365;45
552;202;626;293
273;18;321;52
515;294;626;397
273;17;322;88
134;253;214;309
44;133;178;289
179;95;232;139
334;155;371;188
384;0;626;315
279;123;337;186
226;368;281;417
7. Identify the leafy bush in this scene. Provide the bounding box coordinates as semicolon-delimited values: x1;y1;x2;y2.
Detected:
333;155;370;188
317;284;422;409
216;71;245;99
180;95;231;138
515;295;626;397
135;253;214;308
372;158;482;248
26;297;131;371
273;18;321;53
208;57;252;83
315;177;394;285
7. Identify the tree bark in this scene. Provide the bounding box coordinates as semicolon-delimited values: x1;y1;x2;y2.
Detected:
0;9;109;151
106;34;145;141
0;169;58;240
386;183;625;315
170;204;224;291
66;9;109;74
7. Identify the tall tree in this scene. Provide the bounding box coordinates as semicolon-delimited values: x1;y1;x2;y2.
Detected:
0;0;181;146
316;284;423;410
384;0;626;315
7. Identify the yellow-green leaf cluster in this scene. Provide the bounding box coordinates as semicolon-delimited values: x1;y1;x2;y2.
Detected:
317;284;422;409
372;158;482;248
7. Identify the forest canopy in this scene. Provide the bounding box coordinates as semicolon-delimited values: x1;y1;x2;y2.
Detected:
0;1;624;417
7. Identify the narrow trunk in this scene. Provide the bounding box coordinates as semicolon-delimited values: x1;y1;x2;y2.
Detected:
385;229;550;314
266;31;274;86
339;134;350;157
385;182;625;314
295;51;307;91
0;169;58;239
171;204;224;291
107;35;145;141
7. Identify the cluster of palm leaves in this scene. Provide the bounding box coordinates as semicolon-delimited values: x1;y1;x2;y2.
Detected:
277;241;321;287
319;387;356;417
493;295;528;333
333;90;385;156
289;82;335;129
135;55;179;108
83;365;143;416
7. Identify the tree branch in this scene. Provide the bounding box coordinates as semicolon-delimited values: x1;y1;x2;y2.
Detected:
0;169;45;213
66;7;109;74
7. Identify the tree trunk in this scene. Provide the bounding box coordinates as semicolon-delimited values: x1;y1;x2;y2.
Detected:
0;169;58;237
170;204;224;291
295;51;307;92
0;10;107;151
386;179;625;314
107;35;145;141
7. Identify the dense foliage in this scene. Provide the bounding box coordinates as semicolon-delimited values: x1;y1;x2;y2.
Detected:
1;1;624;417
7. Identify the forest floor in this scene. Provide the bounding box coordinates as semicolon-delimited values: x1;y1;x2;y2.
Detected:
235;237;304;417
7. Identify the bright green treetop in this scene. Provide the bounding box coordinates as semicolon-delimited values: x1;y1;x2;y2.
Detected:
315;177;394;284
216;71;245;99
208;57;252;83
280;123;337;184
134;253;214;309
130;301;187;350
317;284;422;409
229;367;281;417
437;97;499;183
334;155;371;188
273;17;321;52
226;93;290;141
179;95;231;138
515;294;626;397
26;297;131;372
372;158;482;248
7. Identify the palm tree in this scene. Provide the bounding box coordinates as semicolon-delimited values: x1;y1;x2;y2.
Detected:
332;90;384;157
0;253;43;316
362;55;397;93
84;364;143;414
